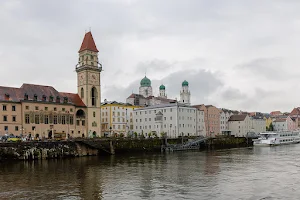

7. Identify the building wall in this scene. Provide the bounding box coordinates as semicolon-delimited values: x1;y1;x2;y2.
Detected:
273;121;288;131
0;102;22;136
228;115;252;137
133;104;197;138
220;111;233;134
252;118;266;133
0;101;88;138
101;103;139;137
196;110;206;136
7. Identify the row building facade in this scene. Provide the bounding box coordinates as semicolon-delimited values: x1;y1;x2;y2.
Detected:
0;31;102;138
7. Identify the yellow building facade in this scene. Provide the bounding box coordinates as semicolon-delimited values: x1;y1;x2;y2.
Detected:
101;101;140;137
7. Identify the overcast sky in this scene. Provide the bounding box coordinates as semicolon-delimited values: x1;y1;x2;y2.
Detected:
1;0;300;113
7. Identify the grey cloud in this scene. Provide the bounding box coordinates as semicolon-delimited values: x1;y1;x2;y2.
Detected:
2;0;300;112
236;58;288;80
221;87;247;101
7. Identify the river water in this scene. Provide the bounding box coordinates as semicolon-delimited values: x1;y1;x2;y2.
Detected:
1;145;300;200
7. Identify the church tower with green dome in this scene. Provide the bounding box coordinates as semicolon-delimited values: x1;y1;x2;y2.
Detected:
180;80;191;105
159;84;167;98
139;76;153;98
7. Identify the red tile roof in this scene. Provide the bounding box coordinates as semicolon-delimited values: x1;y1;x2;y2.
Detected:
0;84;86;107
59;92;86;107
78;31;99;53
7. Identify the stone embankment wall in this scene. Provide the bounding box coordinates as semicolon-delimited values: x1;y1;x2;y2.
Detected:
0;137;252;161
0;141;98;161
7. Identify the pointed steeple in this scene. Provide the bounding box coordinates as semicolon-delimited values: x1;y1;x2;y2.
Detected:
78;31;99;53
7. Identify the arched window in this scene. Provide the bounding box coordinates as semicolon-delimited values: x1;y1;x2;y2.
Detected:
81;88;84;98
91;87;97;106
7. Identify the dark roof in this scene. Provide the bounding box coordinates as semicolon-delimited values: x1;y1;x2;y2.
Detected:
228;114;247;121
274;118;286;122
0;84;86;107
78;31;99;53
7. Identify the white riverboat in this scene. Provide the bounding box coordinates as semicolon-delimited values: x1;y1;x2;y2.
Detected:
253;131;300;146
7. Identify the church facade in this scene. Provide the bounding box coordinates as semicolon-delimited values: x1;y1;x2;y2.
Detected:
126;76;191;106
0;31;102;138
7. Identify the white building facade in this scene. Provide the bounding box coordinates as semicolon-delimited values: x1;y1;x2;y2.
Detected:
133;103;204;138
220;110;234;134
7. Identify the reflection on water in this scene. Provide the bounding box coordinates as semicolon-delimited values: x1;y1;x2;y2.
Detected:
1;145;300;199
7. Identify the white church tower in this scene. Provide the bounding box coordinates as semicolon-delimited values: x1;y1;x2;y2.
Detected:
139;76;152;98
180;80;191;105
159;84;167;98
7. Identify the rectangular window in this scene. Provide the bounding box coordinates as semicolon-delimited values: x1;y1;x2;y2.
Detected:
93;112;96;117
70;116;74;125
3;105;7;111
35;115;40;124
32;126;35;131
44;115;49;124
45;107;48;111
12;105;16;111
4;126;8;131
62;108;65;111
12;116;16;122
35;106;39;110
3;116;7;121
62;116;66;124
26;106;29;110
25;114;30;124
76;120;80;126
118;125;120;129
82;120;85;126
15;126;18;131
70;108;73;112
54;115;58;124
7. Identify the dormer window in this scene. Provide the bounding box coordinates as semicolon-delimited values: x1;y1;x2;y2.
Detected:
42;95;46;101
63;97;68;103
24;93;28;100
5;93;10;99
34;94;38;101
49;95;53;102
56;96;60;103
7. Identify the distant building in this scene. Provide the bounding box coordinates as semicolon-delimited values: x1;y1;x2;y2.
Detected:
270;111;282;117
133;103;201;138
273;116;296;131
126;77;189;106
228;114;266;137
219;109;234;135
193;104;220;137
100;100;140;137
228;114;252;137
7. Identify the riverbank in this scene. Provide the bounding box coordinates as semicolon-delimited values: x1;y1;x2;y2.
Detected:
0;137;253;161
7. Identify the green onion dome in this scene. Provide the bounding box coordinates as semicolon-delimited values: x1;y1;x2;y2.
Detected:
140;76;151;87
182;80;189;86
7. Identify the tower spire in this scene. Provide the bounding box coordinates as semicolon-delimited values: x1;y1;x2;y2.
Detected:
79;31;99;53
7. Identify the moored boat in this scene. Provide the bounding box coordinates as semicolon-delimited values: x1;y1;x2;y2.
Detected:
253;131;300;146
